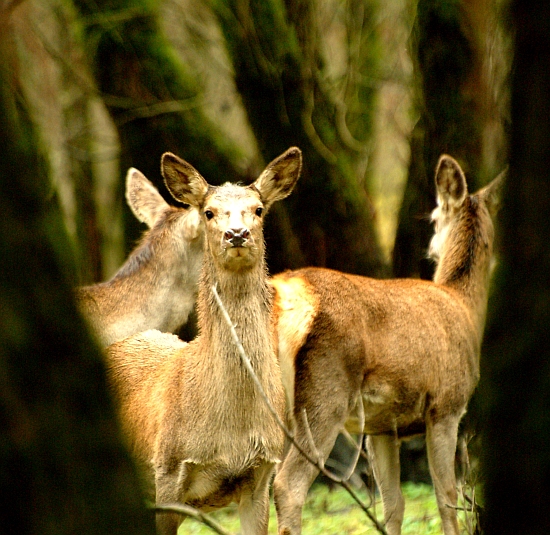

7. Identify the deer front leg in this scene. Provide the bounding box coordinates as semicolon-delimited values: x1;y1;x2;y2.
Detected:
273;444;319;535
155;461;188;535
366;434;404;535
239;461;276;535
274;417;344;535
425;415;460;535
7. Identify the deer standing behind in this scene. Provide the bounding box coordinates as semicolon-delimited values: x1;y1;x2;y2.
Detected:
76;168;203;346
107;148;302;535
271;156;504;535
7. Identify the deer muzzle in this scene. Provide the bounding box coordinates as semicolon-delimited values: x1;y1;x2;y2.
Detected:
224;228;250;248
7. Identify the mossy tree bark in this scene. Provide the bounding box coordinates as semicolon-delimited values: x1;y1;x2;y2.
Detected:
213;0;386;276
0;14;154;535
72;0;245;251
481;2;550;533
393;0;502;279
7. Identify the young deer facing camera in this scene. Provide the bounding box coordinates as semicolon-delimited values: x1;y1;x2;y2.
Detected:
76;168;203;346
272;155;504;535
107;148;302;535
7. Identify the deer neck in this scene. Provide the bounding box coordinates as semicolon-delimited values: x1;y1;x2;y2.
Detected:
112;225;191;292
433;201;494;332
197;255;274;375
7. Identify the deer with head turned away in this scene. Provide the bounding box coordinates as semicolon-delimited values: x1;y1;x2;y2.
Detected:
271;155;504;535
76;167;203;346
107;147;302;535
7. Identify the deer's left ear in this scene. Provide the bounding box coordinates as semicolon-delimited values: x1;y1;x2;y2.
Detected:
435;155;468;211
253;147;302;210
162;152;209;208
126;168;169;228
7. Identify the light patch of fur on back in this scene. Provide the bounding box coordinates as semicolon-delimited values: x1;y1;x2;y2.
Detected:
130;329;187;348
271;275;319;422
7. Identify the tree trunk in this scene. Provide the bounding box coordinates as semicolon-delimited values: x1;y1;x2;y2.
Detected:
213;0;386;276
0;12;154;534
393;0;503;279
481;2;550;533
72;0;246;251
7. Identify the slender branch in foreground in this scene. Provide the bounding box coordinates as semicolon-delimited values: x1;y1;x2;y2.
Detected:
154;503;234;535
212;284;388;535
341;398;365;483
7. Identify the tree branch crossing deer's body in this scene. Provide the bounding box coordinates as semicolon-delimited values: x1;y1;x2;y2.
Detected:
76;168;204;346
107;148;302;535
271;156;504;535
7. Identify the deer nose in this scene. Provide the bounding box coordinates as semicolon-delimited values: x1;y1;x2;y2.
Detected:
224;228;250;247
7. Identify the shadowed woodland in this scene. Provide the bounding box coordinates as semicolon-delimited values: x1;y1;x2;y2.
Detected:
1;0;549;533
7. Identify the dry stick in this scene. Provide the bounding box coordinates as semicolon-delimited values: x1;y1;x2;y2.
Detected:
155;503;233;535
341;402;366;483
212;285;388;535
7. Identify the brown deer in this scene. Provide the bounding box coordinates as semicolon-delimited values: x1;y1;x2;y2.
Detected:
106;147;302;535
76;167;203;346
271;155;504;535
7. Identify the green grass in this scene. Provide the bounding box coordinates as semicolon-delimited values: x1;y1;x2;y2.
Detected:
178;482;441;535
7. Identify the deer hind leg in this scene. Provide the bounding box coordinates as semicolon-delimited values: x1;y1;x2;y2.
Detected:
425;415;460;535
238;461;276;535
366;434;404;535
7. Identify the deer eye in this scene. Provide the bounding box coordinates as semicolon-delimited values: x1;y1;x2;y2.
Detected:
255;207;264;217
204;210;214;220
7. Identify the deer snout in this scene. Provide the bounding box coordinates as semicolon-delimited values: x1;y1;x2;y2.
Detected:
224;228;250;247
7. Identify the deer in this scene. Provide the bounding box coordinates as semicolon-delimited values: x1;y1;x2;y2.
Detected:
270;155;504;535
76;167;203;346
106;147;302;535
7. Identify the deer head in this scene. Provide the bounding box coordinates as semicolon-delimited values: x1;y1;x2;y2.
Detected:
126;167;202;240
162;147;302;273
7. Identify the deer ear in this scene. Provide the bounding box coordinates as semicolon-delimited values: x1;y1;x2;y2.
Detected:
478;166;507;217
434;155;468;211
161;152;209;207
181;208;203;241
253;147;302;209
126;168;169;228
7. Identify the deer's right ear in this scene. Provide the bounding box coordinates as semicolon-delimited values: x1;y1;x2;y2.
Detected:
126;168;170;228
478;166;507;217
253;147;302;210
161;152;209;207
434;155;468;211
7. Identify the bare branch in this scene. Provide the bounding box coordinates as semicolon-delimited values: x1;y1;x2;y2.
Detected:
341;397;365;482
301;88;337;165
154;503;234;535
212;284;388;535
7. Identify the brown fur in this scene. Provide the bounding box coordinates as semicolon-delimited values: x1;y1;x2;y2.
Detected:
272;155;504;535
76;168;203;346
106;148;302;535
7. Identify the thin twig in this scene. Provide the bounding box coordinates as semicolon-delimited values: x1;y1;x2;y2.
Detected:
341;398;365;482
154;503;233;535
212;285;388;535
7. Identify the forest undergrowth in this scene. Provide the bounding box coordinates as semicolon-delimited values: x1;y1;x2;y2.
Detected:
181;482;442;535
